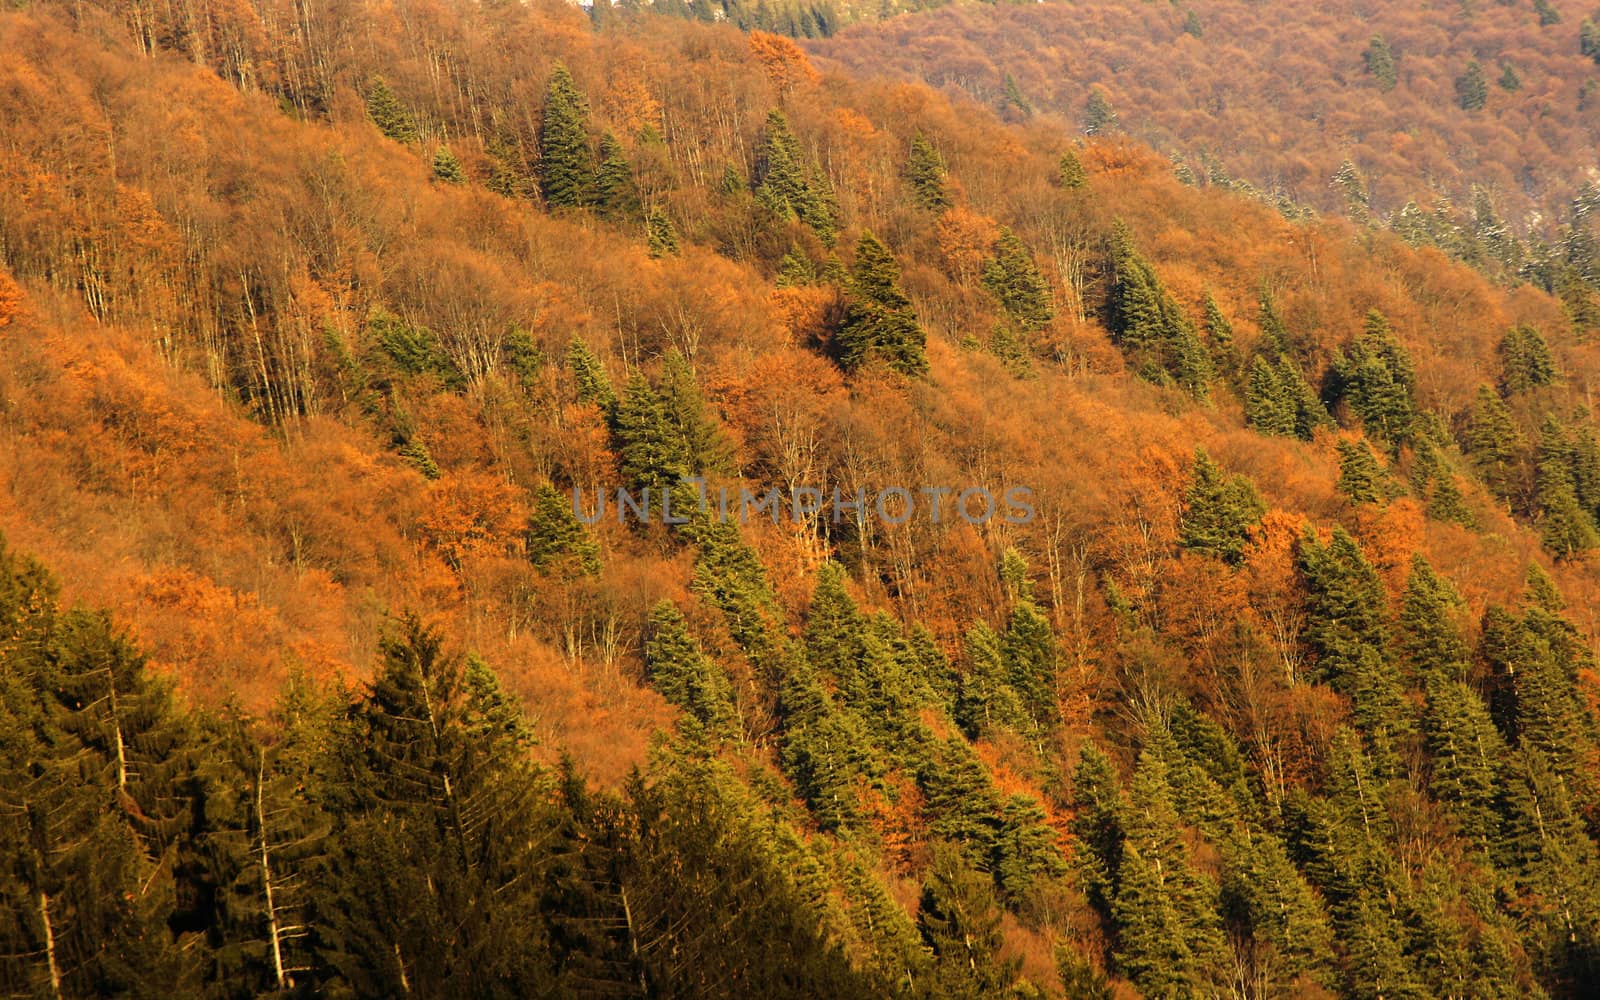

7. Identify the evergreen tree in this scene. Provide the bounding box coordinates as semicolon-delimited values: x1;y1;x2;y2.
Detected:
539;63;596;209
836;232;927;376
1329;310;1417;445
1058;148;1088;189
593;132;641;221
754;110;835;244
1583;18;1600;63
1178;448;1266;565
644;602;737;738
1201;292;1239;379
1398;555;1469;681
365;76;418;143
1464;385;1522;500
1364;35;1399;90
918;844;1019;995
526;483;601;577
614;372;690;493
1456;59;1489;111
1536;417;1600;559
1246;354;1330;440
431;144;464;184
1107;224;1212;397
983;228;1053;332
1332;158;1372;225
566;336;617;412
1335;438;1395;504
1427;472;1476;528
1499;62;1522;92
646;207;680;258
659;348;734;476
1422;677;1505;854
1083;87;1117;134
1534;0;1559;25
1497;325;1556;395
995;794;1067;900
904;131;950;211
956;620;1029;738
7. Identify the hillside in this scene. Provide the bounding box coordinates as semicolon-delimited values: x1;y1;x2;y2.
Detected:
811;0;1600;285
3;0;1600;995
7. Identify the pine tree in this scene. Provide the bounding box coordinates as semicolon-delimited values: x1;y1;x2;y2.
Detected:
956;620;1029;738
983;228;1053;331
1245;355;1297;436
1364;35;1399;90
918;844;1019;995
1178;448;1266;565
1335;438;1394;505
1201;292;1239;379
1456;59;1489;111
431;144;464;184
1332;158;1372;224
1058;148;1088;189
1536;417;1600;559
1499;63;1521;92
1427;472;1476;528
995;794;1067;899
1464;385;1522;500
1398;555;1469;681
1083;87;1117;134
366;76;418;143
614;372;690;493
1497;325;1556;395
659;348;733;477
1218;827;1337;987
1583;18;1600;63
539;64;595;209
836;232;927;376
754;110;835;244
526;483;601;577
644;602;737;737
904;131;950;211
1422;677;1505;854
1329;310;1417;445
646;207;680;258
1534;0;1559;25
593;132;641;221
776;246;816;287
1107;224;1212;397
566;336;617;412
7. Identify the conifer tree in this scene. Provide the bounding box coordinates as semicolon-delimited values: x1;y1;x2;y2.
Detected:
659;348;733;476
365;76;418;143
1497;325;1556;395
646;207;680;258
1083;87;1117;134
956;620;1029;738
1499;63;1521;92
526;483;601;577
1464;385;1522;500
1422;677;1505;854
1178;448;1266;565
983;228;1054;332
1069;743;1125;917
1364;35;1399;90
918;845;1019;995
614;373;690;493
1058;148;1088;189
1107;225;1212;397
645;602;737;737
1245;356;1297;436
1201;292;1239;380
1329;310;1417;445
836;232;927;376
431;144;464;184
1399;555;1469;681
995;794;1067;899
593;132;641;221
1427;473;1476;528
539;64;595;209
1585;18;1600;63
1335;438;1394;504
754;110;835;244
1456;59;1489;111
776;247;816;287
566;336;617;412
904;131;950;211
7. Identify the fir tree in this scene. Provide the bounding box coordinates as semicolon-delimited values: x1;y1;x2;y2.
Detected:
1427;473;1476;528
431;144;464;184
1178;448;1266;565
1107;224;1211;397
593;132;641;221
1464;385;1522;500
646;208;680;258
526;483;601;577
566;336;617;412
995;794;1067;899
983;228;1053;332
1423;677;1505;854
1456;59;1489;111
1335;438;1395;504
1083;87;1117;134
1329;310;1417;445
904;131;950;211
1497;325;1556;395
365;76;417;143
1399;555;1469;681
1534;0;1559;25
836;232;927;376
539;64;595;209
1201;292;1239;379
644;602;737;737
754;110;835;244
918;845;1019;995
614;372;690;493
1058;148;1088;189
1364;35;1399;90
1499;63;1521;92
1583;18;1600;63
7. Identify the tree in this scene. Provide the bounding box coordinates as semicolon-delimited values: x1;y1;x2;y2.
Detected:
754;110;835;244
1083;87;1117;134
526;483;601;576
1464;386;1521;500
1499;63;1521;92
646;208;680;258
1363;35;1398;90
983;228;1053;332
659;349;733;476
432;145;464;184
1328;310;1416;445
1497;325;1556;395
1246;355;1329;440
1583;18;1600;64
1058;148;1087;189
1335;438;1394;505
836;232;926;376
594;133;641;220
366;77;417;143
614;373;689;492
904;132;950;211
1398;555;1469;681
1456;60;1488;111
1107;224;1211;397
917;844;1018;995
644;602;737;737
1178;448;1266;564
566;336;617;412
540;64;595;209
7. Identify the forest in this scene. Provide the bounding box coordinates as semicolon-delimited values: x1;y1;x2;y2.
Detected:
2;0;1600;994
812;0;1600;301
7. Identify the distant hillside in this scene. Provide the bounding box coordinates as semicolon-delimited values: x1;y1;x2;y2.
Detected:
811;0;1600;253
